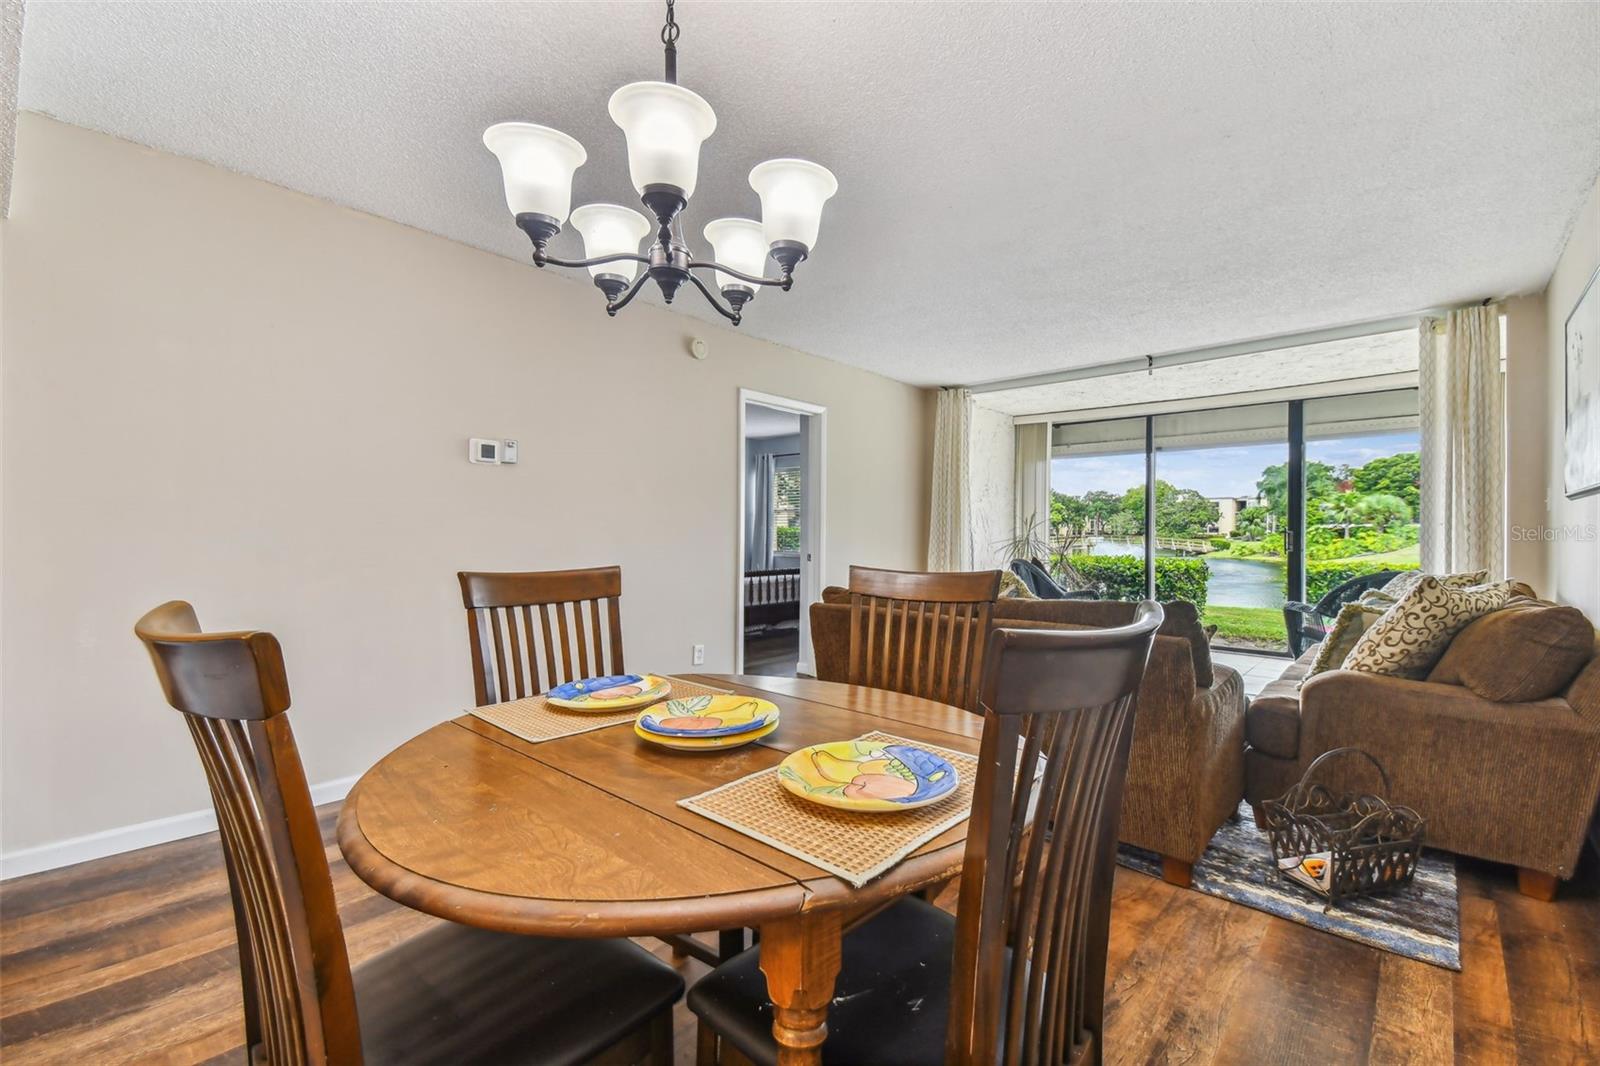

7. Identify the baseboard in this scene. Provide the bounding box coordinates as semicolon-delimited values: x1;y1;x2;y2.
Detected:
0;774;359;882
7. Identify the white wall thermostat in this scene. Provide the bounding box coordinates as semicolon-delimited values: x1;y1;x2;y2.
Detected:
468;438;501;464
689;337;709;360
501;439;519;464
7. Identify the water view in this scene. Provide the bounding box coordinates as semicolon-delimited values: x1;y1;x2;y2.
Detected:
1087;537;1287;609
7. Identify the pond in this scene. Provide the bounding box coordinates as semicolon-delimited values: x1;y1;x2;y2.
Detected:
1087;538;1286;608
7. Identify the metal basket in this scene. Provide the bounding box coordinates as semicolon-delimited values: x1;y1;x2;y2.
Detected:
1260;747;1425;908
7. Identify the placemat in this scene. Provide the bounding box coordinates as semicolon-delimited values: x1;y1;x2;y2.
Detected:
679;731;979;888
469;676;732;744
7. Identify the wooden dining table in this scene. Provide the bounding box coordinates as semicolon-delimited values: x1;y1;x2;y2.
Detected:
337;675;985;1066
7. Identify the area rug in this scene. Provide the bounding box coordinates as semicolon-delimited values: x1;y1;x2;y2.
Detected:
1117;802;1460;969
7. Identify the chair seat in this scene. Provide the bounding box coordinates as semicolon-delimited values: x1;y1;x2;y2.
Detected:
688;896;965;1066
355;922;684;1066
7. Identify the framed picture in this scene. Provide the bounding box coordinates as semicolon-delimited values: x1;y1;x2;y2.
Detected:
1566;263;1600;499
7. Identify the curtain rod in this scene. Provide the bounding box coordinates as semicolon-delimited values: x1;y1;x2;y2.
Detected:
965;308;1464;395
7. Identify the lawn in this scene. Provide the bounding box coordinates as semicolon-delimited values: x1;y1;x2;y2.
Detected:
1202;604;1288;652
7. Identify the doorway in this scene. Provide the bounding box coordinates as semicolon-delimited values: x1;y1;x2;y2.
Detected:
737;390;826;676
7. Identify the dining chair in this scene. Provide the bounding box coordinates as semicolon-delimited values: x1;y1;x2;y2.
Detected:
458;566;626;705
845;565;1002;712
135;600;682;1066
689;601;1165;1066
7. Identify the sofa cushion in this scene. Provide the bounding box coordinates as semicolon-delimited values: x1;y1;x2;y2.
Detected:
1379;569;1487;598
1307;600;1387;676
1342;578;1517;679
1245;645;1320;759
997;570;1038;599
1427;598;1595;702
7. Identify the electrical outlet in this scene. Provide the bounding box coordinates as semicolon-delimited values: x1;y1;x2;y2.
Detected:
691;644;706;666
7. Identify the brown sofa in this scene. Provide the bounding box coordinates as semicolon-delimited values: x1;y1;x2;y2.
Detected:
811;590;1247;885
1244;597;1600;898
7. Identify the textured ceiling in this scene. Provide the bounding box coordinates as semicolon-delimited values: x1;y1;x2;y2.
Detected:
16;1;1600;387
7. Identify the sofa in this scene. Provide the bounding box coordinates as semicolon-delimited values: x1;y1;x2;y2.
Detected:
811;590;1247;885
1245;595;1600;898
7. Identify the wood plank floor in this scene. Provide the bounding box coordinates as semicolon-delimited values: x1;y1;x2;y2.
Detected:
2;807;1596;1064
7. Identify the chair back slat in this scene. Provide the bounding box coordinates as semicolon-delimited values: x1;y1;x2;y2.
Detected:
458;567;626;704
844;566;1000;712
945;602;1164;1066
135;601;361;1066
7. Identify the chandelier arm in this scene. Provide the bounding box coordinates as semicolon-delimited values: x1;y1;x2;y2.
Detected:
537;251;652;271
605;272;653;317
686;259;792;291
684;271;743;324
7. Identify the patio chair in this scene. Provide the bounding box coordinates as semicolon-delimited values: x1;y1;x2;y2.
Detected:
1282;570;1403;657
1009;558;1101;600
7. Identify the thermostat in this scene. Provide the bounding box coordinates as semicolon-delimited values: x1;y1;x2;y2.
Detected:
468;438;501;464
501;439;519;464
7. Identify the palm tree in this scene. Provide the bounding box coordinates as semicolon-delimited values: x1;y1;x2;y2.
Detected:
1323;493;1365;538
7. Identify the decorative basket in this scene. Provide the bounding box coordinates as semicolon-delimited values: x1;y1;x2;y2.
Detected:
1260;747;1424;909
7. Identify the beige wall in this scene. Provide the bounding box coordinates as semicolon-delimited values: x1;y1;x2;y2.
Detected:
1542;173;1600;618
1504;291;1549;584
0;115;932;858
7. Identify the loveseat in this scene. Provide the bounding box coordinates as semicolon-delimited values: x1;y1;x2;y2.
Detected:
1245;595;1600;898
811;590;1246;885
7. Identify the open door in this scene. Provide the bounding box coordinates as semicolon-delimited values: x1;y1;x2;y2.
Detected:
737;390;826;676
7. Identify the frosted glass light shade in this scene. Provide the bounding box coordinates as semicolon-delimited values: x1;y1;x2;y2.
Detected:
483;123;587;224
570;204;651;279
607;81;717;197
702;218;767;291
749;159;837;251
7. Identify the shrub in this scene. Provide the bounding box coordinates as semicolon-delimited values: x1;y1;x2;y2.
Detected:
1209;537;1231;550
774;526;800;552
1306;558;1417;601
1064;555;1209;610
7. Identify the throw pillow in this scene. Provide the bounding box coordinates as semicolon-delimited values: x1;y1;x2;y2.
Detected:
1307;600;1388;676
997;570;1038;599
1379;569;1487;599
1428;597;1594;701
1342;577;1516;679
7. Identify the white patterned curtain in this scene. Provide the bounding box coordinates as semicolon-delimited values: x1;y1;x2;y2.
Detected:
1419;306;1504;578
1014;422;1051;548
927;387;973;570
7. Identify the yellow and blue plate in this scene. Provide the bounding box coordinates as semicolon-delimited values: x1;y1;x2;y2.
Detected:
545;673;671;712
633;717;779;751
637;695;779;738
777;740;959;812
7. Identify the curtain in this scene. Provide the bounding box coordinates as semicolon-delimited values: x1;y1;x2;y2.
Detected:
1419;306;1504;578
1014;422;1051;550
746;451;775;571
927;387;973;570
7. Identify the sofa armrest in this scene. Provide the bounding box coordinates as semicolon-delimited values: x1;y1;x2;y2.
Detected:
1297;669;1600;877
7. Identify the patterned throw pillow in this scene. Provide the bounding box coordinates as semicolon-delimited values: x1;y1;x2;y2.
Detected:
1342;577;1516;679
1379;569;1487;599
1307;600;1389;676
997;570;1038;599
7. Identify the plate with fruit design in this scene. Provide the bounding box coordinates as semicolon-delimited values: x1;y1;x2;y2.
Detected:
637;695;779;738
545;674;671;712
777;740;958;813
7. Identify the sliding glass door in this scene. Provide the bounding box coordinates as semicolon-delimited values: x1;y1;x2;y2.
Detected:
1045;387;1421;654
1153;403;1289;651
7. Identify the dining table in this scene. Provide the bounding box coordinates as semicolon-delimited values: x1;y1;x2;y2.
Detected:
336;674;986;1066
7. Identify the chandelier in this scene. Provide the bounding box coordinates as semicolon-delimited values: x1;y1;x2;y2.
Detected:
483;0;837;326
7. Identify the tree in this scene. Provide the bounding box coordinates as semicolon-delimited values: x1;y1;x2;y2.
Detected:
1321;493;1365;538
1120;480;1221;538
1350;452;1421;513
1050;489;1121;534
1355;492;1412;532
1235;506;1270;539
1257;460;1337;521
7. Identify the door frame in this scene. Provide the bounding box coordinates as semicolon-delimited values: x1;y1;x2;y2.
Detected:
736;388;828;675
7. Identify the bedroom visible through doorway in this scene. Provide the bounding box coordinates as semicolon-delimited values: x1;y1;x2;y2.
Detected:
738;391;826;677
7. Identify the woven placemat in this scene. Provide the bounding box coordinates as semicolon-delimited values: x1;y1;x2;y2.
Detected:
469;676;731;744
679;731;979;888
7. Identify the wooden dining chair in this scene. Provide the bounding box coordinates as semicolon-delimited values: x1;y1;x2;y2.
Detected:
688;602;1165;1066
458;566;626;705
845;565;1002;712
135;600;682;1066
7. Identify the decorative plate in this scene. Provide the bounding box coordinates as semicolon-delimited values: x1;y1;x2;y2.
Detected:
637;695;780;738
633;718;779;751
545;674;671;712
777;740;959;812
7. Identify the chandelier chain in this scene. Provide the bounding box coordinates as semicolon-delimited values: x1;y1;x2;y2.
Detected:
661;0;679;45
